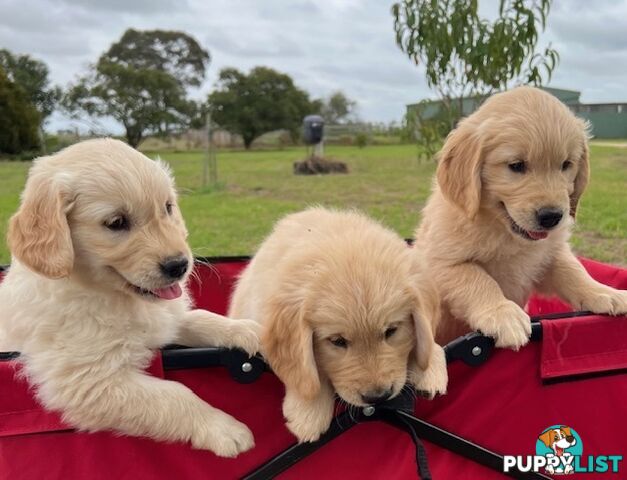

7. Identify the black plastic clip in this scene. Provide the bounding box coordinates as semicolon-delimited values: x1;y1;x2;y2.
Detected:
444;331;495;366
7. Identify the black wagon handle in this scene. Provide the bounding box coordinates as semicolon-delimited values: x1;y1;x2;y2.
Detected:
1;311;596;372
161;346;268;384
444;310;595;366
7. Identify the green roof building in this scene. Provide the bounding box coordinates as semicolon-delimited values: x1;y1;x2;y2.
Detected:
407;87;627;139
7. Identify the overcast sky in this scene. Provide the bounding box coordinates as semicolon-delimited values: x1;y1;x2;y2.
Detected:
1;0;627;133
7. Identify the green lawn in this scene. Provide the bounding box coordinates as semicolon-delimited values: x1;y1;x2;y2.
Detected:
0;144;625;264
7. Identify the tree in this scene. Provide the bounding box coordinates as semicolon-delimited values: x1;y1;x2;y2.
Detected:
0;68;41;155
0;49;61;124
392;0;559;126
320;91;356;124
63;29;210;148
207;66;317;149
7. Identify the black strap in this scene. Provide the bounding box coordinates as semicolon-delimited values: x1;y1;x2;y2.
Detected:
398;414;432;480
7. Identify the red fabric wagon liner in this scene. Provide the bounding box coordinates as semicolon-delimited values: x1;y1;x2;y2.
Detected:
0;257;625;480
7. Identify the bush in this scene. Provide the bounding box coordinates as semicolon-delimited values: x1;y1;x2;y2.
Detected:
404;100;453;161
355;132;369;149
0;68;41;156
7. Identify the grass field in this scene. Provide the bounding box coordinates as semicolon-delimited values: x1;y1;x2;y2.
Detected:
0;143;625;264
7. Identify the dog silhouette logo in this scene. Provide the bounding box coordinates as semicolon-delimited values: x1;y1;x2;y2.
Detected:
536;425;583;475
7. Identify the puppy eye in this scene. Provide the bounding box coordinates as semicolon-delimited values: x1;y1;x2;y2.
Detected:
165;201;173;215
329;336;348;348
384;326;398;339
104;215;130;231
561;160;573;171
508;161;527;174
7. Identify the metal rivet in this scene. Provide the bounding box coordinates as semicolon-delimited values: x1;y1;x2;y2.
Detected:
472;346;482;357
241;362;253;373
363;406;375;417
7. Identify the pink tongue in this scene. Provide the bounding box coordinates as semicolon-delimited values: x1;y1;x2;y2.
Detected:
152;283;182;300
528;230;549;240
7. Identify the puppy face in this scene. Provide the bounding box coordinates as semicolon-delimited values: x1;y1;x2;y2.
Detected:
8;139;191;301
538;426;577;451
437;87;590;241
263;246;439;407
310;284;416;406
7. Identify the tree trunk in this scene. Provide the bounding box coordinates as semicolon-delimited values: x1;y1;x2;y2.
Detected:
38;125;47;154
126;127;143;148
243;134;254;150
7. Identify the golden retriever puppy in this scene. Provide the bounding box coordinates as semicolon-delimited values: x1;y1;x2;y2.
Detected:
414;86;627;348
0;138;261;457
229;207;447;442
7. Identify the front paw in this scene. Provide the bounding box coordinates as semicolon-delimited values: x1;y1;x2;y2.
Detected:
578;288;627;316
475;301;531;350
283;393;334;443
228;320;262;356
411;344;448;398
191;409;254;457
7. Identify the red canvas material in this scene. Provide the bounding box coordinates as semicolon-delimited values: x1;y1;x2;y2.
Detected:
526;258;627;381
540;315;627;380
0;258;626;479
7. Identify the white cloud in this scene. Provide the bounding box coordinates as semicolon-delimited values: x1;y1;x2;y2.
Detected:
1;0;626;132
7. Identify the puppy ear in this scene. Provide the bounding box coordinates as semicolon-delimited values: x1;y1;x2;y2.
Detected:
411;280;440;370
436;124;483;219
8;172;74;279
570;140;589;218
262;297;320;400
410;278;448;396
538;430;553;447
561;426;572;437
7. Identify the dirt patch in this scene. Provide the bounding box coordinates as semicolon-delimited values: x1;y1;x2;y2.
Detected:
293;156;348;175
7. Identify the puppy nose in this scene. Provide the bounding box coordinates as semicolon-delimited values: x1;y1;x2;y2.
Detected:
360;387;393;405
160;256;189;280
536;207;563;229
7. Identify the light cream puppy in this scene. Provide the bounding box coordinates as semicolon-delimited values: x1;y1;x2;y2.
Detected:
415;86;627;348
0;138;261;457
229;207;447;443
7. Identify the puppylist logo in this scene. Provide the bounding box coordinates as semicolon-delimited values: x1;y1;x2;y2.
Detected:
503;425;623;475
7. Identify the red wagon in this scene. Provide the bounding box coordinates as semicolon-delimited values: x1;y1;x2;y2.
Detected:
1;256;626;479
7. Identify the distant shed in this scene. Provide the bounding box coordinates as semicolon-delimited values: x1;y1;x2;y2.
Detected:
407;86;627;139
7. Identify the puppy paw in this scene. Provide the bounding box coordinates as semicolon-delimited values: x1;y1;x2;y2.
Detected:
191;409;254;457
228;320;262;356
411;344;448;398
476;301;531;350
283;393;334;443
285;413;333;443
579;288;627;316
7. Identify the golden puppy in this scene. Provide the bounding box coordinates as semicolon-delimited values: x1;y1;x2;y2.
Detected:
414;86;627;348
229;207;447;442
0;139;261;457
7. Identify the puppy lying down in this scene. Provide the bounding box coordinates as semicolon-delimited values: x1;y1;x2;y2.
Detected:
0;139;261;457
415;86;627;348
229;207;447;442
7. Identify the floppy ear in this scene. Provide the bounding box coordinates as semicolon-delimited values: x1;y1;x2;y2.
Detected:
538;430;553;447
262;296;320;401
436;123;484;219
561;426;572;437
411;280;440;371
570;140;589;218
409;278;448;396
8;173;74;279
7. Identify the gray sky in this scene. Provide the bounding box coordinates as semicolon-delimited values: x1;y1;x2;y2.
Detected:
1;0;627;133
